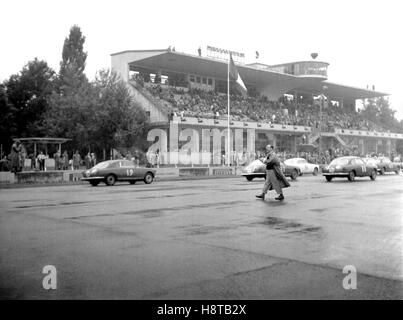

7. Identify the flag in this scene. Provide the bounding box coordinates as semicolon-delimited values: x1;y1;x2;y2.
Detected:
229;54;247;95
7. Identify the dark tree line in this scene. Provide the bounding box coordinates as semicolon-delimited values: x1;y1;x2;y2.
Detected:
0;25;149;160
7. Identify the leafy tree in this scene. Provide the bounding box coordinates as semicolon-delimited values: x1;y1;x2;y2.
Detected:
0;82;18;155
1;59;55;151
92;69;149;155
44;70;149;159
59;25;88;93
361;97;401;132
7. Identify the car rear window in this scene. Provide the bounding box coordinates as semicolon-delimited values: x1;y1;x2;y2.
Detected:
329;158;350;166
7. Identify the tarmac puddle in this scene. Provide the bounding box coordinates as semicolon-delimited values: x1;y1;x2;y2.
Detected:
15;201;90;208
257;216;322;234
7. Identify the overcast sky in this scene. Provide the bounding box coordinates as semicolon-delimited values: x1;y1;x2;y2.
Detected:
1;0;402;120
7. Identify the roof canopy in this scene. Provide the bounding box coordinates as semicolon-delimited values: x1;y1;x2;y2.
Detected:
114;49;389;101
13;137;71;144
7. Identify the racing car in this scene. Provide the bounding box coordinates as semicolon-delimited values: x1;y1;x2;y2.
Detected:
81;159;156;186
322;156;377;182
241;159;301;181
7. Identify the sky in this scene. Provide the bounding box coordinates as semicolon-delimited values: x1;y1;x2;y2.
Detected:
1;0;402;120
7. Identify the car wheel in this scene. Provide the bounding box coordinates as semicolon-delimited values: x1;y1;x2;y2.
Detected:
395;169;400;174
246;176;254;181
144;172;154;184
380;167;385;175
291;169;298;180
105;174;116;186
129;181;136;185
313;167;319;176
90;181;99;186
370;170;377;180
325;176;332;182
347;171;355;182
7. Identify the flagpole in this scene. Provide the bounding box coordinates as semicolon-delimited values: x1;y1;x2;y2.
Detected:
227;55;230;167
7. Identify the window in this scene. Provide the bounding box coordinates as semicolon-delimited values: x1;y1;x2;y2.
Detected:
189;75;195;82
202;77;207;84
196;76;201;83
108;162;119;169
208;78;213;85
121;160;134;167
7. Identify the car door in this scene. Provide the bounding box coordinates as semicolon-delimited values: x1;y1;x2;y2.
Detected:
298;159;308;173
383;158;392;172
354;158;366;176
120;160;137;180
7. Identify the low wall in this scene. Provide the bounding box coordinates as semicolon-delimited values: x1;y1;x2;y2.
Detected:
179;167;209;177
0;172;15;184
16;171;64;184
0;166;243;185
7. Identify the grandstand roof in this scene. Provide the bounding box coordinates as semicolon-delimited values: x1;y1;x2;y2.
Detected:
112;49;389;100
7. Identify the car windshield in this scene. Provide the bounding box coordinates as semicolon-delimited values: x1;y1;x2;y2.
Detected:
329;158;350;166
92;162;112;169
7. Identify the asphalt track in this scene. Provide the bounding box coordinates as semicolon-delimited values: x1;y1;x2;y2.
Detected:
0;173;402;299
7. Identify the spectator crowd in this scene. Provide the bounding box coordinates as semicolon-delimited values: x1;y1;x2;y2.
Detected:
140;82;387;133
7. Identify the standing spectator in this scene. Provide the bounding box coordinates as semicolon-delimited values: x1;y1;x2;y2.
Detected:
84;152;91;169
37;151;46;171
0;156;10;171
90;152;97;167
72;151;81;170
62;151;69;170
10;140;22;173
53;150;61;170
29;153;36;170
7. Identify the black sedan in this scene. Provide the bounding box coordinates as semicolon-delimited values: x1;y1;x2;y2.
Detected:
82;160;156;186
241;159;301;181
322;156;377;182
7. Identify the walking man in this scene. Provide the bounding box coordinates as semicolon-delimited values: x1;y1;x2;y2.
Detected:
256;145;290;201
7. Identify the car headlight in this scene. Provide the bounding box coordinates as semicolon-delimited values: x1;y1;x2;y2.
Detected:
335;165;342;170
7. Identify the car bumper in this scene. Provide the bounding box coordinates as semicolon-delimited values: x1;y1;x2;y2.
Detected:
81;176;105;181
322;172;348;177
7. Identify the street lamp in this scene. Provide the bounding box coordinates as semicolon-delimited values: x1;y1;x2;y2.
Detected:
319;85;328;162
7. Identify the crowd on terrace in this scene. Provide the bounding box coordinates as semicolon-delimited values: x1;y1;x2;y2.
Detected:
134;77;386;133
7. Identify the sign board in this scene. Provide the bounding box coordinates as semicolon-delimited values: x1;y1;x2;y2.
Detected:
206;46;245;63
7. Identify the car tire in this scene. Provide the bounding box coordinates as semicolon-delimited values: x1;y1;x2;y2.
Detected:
325;176;332;182
370;170;377;180
291;170;298;180
347;171;355;182
90;181;99;186
129;181;136;185
105;174;116;186
395;169;400;174
246;176;254;181
144;172;154;184
313;167;319;176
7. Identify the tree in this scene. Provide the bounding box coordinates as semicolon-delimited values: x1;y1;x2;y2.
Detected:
1;59;55;152
59;25;88;93
44;70;149;159
91;69;149;155
0;82;18;155
44;81;97;154
361;97;401;132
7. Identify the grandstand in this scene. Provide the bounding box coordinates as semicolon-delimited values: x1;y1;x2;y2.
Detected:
111;48;403;165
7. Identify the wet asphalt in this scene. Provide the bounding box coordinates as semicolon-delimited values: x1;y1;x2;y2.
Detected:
0;173;402;299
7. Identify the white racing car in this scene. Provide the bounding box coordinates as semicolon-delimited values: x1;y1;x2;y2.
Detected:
283;158;320;175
